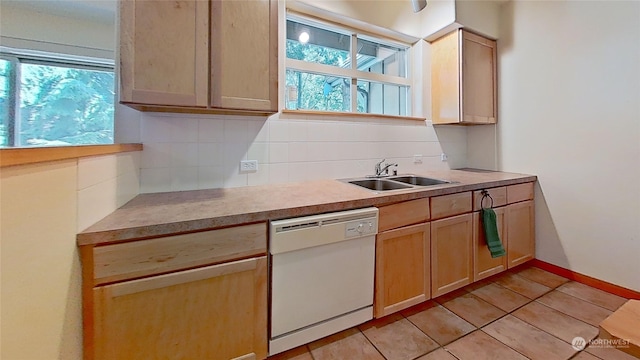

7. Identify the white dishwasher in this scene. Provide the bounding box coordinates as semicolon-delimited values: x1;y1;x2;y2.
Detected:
269;207;378;356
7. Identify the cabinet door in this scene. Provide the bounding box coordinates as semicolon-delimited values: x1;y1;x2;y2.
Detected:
375;223;430;318
473;208;507;281
211;0;278;111
119;0;209;107
461;30;497;124
431;30;461;124
431;214;473;297
507;200;535;268
93;257;267;360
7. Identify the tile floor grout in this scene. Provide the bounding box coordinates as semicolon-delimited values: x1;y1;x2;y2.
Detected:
270;266;632;360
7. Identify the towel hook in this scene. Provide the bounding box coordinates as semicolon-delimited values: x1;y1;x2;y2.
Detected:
480;190;494;209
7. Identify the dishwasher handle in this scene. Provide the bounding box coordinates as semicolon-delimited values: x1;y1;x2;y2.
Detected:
270;208;379;255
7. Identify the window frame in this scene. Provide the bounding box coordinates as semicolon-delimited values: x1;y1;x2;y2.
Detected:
284;13;412;116
0;47;115;148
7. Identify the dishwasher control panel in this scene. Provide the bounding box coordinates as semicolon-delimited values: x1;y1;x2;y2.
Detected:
345;218;377;238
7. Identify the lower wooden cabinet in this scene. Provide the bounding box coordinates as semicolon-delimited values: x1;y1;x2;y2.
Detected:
507;200;535;268
92;256;267;360
81;223;268;360
431;213;473;297
473;207;508;281
375;223;430;318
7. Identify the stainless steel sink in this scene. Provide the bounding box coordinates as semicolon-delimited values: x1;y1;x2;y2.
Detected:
388;175;451;186
348;179;412;191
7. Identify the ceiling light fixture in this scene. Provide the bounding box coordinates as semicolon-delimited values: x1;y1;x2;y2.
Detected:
412;0;427;13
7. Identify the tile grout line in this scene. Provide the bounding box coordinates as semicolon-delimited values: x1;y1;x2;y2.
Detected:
553;286;628;312
298;268;625;360
357;324;392;360
529;298;604;337
476;327;534;360
398;305;461;360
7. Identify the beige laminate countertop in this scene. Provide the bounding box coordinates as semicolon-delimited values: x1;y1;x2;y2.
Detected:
77;169;537;246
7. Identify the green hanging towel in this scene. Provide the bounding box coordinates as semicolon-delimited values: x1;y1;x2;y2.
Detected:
481;207;506;258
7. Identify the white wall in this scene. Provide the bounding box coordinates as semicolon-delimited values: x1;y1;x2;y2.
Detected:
0;153;139;359
468;0;640;291
454;0;501;39
0;2;115;59
138;112;467;193
294;0;424;39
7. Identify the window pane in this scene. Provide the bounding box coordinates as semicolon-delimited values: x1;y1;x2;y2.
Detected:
0;59;12;147
18;62;114;146
357;80;408;116
286;20;351;68
286;69;351;112
357;38;407;77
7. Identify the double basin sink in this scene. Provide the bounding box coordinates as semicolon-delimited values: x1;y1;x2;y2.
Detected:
347;175;453;192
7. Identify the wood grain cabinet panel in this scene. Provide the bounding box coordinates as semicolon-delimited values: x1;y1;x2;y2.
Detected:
472;187;506;211
119;0;209;107
120;0;277;115
473;208;507;281
507;200;535;268
92;223;267;285
507;182;534;204
431;213;473;297
375;223;430;318
431;192;472;220
81;223;270;360
211;0;278;112
431;29;497;125
93;257;267;360
378;198;430;232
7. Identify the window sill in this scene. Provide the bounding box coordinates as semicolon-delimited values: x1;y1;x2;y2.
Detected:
0;143;143;168
281;109;427;122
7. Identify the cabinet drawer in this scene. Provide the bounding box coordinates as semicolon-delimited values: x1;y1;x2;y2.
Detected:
93;223;267;285
473;187;507;211
507;182;534;204
431;192;472;220
378;198;430;232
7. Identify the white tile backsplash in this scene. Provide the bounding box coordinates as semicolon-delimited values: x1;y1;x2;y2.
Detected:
248;142;270;163
198;118;225;142
170;143;199;167
77;154;118;190
140;167;172;193
197;143;224;167
137;112;467;193
77;152;140;231
171;167;199;191
198;166;224;189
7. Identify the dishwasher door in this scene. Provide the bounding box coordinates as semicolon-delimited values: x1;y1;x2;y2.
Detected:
270;207;378;355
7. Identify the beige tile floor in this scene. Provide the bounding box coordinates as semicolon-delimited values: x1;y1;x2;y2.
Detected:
268;265;635;360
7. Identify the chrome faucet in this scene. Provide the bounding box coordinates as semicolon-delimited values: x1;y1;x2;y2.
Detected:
374;159;398;177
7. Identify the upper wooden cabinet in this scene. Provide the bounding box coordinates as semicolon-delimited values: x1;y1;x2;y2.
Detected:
431;29;497;125
119;0;278;115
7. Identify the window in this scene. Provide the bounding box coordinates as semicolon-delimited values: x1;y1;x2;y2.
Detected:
285;15;411;116
0;50;115;148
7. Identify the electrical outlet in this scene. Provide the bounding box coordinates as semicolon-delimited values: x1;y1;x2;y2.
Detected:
240;160;258;173
413;154;423;164
440;153;448;162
